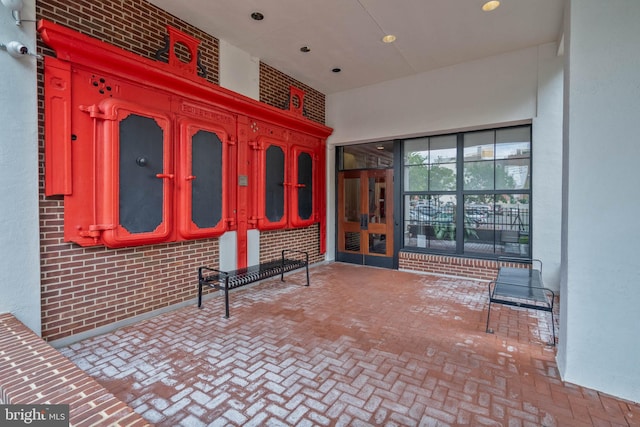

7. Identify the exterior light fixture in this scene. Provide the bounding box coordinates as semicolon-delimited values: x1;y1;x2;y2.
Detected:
332;68;341;73
250;12;264;21
300;46;310;53
1;0;23;26
482;1;500;12
382;34;396;43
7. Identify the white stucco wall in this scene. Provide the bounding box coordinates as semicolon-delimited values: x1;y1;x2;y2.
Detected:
0;0;41;334
218;39;260;269
326;43;564;290
532;43;564;292
219;39;259;101
327;46;539;145
558;0;640;403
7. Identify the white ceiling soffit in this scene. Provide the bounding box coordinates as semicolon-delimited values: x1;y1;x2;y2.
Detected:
148;0;565;95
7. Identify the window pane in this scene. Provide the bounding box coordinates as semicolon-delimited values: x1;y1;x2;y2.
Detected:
265;145;285;222
404;164;429;191
406;195;439;222
429;163;456;191
464;161;494;190
430;135;457;164
191;130;222;228
463;195;495;255
343;177;360;222
339;142;394;170
404;194;456;252
461;195;533;256
464;131;494;161
428;196;456;251
404;137;429;165
496;159;530;190
369;175;387;224
119;114;164;233
369;234;386;254
495;194;530;256
297;152;313;219
496;127;530;160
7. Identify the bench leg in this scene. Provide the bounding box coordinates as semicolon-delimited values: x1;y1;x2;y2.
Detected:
304;260;309;287
486;282;494;333
223;276;230;319
197;268;204;308
549;310;556;346
485;299;493;334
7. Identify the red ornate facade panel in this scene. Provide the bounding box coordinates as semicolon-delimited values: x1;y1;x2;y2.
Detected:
39;20;332;254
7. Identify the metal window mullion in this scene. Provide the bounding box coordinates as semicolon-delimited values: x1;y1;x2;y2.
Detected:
455;133;464;253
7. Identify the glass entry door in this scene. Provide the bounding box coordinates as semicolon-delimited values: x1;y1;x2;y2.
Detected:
337;169;394;267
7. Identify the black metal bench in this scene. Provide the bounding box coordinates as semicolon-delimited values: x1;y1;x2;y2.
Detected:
485;257;556;346
198;249;309;318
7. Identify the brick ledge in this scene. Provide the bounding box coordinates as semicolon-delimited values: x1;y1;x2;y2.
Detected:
0;313;148;426
399;251;500;281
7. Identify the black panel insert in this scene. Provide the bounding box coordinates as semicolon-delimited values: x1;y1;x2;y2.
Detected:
119;114;164;234
297;152;313;220
191;130;222;228
265;145;285;222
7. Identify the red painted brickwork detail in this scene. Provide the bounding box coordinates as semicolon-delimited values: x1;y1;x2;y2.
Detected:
35;0;327;341
0;313;149;426
399;251;501;281
260;62;326;125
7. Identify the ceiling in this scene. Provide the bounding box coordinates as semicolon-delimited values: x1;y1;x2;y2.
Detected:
148;0;565;95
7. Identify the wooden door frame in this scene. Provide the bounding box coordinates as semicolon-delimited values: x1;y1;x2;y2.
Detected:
336;168;394;267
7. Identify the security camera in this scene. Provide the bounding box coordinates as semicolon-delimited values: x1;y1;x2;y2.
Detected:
0;41;40;59
6;41;28;57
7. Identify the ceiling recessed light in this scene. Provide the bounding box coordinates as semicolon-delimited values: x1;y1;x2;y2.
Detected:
300;46;310;53
382;34;396;43
482;1;500;12
250;11;264;20
332;68;341;73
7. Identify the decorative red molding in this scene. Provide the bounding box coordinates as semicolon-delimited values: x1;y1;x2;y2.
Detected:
38;20;332;138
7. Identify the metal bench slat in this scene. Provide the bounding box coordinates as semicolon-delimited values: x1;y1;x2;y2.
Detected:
485;259;555;346
197;249;309;318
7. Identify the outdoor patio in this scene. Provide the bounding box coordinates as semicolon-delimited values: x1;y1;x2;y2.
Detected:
59;262;639;426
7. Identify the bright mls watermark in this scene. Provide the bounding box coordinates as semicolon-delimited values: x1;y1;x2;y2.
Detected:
1;405;69;426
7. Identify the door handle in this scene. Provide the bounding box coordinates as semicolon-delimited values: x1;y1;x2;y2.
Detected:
360;214;368;230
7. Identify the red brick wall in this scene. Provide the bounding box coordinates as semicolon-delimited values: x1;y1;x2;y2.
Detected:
36;0;327;341
259;224;324;265
399;251;500;281
260;62;326;125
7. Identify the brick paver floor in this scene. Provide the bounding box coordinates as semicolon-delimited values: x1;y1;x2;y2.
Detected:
59;262;640;426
